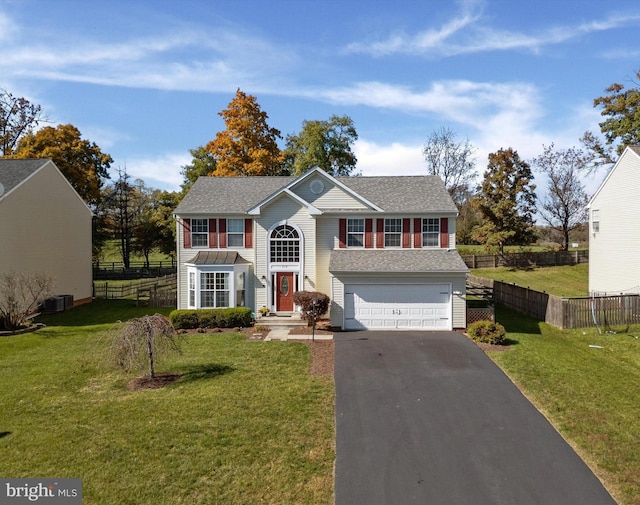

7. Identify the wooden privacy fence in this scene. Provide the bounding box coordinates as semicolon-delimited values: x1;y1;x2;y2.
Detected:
462;249;588;269
93;274;177;308
468;274;640;329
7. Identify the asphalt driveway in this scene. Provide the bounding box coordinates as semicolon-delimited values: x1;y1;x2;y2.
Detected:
334;331;616;505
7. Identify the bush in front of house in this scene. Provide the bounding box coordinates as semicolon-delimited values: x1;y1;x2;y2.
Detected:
169;308;252;329
467;320;506;345
292;291;330;323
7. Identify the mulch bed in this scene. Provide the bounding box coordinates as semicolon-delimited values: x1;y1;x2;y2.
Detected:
127;372;181;390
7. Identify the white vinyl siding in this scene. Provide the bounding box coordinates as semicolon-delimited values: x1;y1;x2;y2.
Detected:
0;161;93;303
290;175;369;210
253;193;316;311
589;148;640;294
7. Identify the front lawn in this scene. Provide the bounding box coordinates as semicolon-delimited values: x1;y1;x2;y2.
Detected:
0;301;334;504
491;307;640;505
472;263;589;297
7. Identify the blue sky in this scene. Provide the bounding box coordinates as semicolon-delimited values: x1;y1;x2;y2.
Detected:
1;0;639;194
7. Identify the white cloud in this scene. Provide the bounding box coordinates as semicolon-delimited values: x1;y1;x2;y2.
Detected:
346;5;640;57
355;140;425;177
121;152;191;191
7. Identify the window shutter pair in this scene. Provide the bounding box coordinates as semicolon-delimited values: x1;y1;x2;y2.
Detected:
182;218;253;249
339;219;373;249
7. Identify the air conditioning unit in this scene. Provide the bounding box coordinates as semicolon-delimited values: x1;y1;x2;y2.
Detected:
61;295;74;310
44;296;65;313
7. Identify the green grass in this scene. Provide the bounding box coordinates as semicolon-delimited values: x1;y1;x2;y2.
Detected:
95;239;174;264
472;263;589;297
0;301;334;504
491;307;640;505
457;244;558;255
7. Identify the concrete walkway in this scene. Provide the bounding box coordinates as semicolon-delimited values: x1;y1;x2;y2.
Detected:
264;328;333;340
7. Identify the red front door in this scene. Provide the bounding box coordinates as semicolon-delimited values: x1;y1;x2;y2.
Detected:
276;272;294;311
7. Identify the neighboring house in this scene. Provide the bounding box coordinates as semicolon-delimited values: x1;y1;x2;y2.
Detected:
174;167;468;330
0;159;93;305
587;146;640;295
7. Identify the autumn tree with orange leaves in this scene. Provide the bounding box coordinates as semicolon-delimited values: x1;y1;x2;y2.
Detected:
206;89;284;176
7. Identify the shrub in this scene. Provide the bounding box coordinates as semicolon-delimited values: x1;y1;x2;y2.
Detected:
467;320;506;345
292;291;330;323
169;308;252;329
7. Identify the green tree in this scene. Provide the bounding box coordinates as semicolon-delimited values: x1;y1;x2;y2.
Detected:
531;144;589;251
206;89;284;176
0;89;46;157
582;69;640;168
12;123;112;205
284;115;358;176
180;146;217;193
472;148;537;254
143;190;180;259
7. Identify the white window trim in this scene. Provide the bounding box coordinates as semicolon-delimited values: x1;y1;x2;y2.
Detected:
186;264;247;309
422;218;440;248
592;209;600;233
227;218;245;248
191;218;209;248
347;218;365;248
384;218;402;248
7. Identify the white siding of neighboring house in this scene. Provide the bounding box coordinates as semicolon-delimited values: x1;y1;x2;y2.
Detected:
589;148;640;294
290;174;370;210
254;193;317;311
330;273;467;329
0;161;92;303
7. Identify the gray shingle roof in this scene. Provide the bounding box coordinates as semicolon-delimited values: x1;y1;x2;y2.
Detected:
329;249;469;273
0;159;49;200
174;173;458;214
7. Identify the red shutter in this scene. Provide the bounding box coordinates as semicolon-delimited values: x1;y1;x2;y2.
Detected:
364;219;373;248
219;219;227;248
244;218;253;248
208;219;217;248
402;218;411;248
338;219;346;248
183;219;191;248
376;219;384;248
414;218;422;249
440;218;449;248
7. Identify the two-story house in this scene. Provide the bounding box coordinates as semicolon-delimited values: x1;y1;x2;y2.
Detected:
587;146;640;295
0;158;93;306
174;167;468;330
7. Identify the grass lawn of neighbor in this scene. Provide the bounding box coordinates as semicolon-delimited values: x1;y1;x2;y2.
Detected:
0;300;334;505
491;307;640;505
472;262;589;298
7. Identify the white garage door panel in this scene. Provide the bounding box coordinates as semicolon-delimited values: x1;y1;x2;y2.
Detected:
344;284;451;330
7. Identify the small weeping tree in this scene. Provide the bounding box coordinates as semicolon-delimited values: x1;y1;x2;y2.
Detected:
106;314;182;379
292;291;330;341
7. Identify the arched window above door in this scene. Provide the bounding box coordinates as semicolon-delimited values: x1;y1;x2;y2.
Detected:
270;225;300;263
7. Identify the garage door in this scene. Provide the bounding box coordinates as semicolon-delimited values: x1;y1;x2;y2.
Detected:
344;284;451;330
